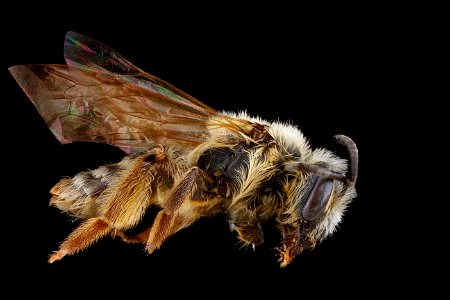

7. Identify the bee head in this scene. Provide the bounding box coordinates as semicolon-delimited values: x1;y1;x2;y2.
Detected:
280;135;358;267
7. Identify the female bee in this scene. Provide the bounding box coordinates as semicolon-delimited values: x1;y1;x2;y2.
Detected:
9;32;358;267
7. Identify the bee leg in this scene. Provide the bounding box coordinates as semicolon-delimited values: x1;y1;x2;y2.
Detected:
278;223;302;268
142;167;204;253
144;211;198;253
114;168;203;248
127;167;200;252
115;229;151;244
120;203;219;252
233;222;264;247
114;211;184;250
165;167;201;213
115;211;194;253
278;221;317;267
229;207;265;248
48;217;111;263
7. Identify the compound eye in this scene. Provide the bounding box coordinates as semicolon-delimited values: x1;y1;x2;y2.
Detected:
302;177;334;221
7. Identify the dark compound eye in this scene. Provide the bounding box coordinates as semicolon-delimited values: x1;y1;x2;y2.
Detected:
302;177;334;221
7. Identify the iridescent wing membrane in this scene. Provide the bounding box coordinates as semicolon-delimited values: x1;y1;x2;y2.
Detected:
9;32;246;153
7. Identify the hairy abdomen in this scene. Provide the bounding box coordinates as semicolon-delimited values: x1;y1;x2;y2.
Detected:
50;164;122;219
49;147;186;228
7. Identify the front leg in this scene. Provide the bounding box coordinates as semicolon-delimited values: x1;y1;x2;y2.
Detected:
278;222;301;267
228;201;268;249
277;221;316;267
232;222;264;248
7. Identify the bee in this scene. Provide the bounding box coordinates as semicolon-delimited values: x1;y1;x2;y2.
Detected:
9;32;358;267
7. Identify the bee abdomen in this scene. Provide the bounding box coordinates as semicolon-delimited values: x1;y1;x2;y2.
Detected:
50;164;120;219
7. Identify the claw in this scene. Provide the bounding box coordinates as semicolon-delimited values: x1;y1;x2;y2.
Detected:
280;260;289;268
145;243;158;254
48;250;67;264
279;252;293;268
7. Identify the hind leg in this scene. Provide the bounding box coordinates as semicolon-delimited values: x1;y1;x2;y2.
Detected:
48;146;182;262
118;200;222;253
117;211;196;252
117;166;222;254
49;217;111;263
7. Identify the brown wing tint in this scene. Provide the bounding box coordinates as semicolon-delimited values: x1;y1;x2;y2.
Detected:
9;64;228;153
9;32;256;153
63;31;214;114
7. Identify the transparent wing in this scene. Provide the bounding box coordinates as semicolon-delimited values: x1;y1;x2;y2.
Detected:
64;31;214;113
9;64;243;154
10;32;255;154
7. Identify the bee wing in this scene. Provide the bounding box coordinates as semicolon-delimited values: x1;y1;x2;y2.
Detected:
9;33;252;154
9;64;246;154
63;31;213;113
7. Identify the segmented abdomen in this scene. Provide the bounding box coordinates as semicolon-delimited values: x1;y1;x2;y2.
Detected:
50;164;122;219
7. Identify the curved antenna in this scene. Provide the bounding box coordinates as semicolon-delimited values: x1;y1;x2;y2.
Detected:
334;135;358;186
284;135;359;188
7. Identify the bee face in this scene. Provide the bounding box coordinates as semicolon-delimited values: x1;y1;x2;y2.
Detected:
278;134;358;265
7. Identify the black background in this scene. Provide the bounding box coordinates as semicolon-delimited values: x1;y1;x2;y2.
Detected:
0;5;406;297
